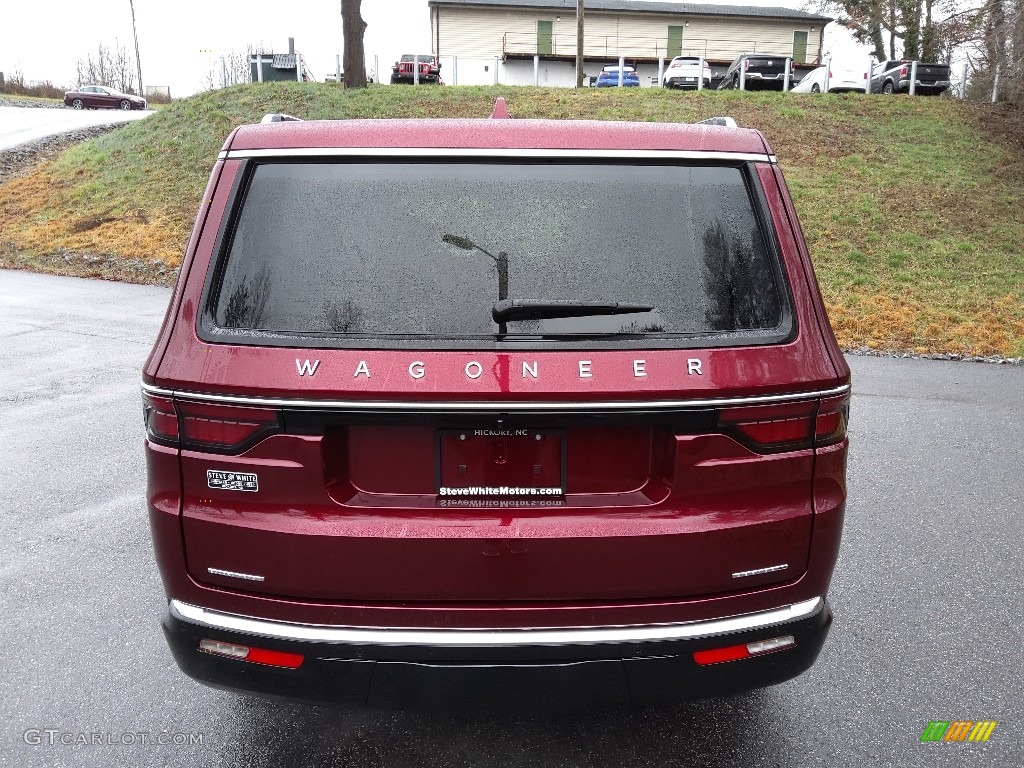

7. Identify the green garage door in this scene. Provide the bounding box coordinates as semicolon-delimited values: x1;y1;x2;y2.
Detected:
538;20;553;55
793;31;808;64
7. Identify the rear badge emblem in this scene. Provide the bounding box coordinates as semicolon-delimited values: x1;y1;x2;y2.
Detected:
207;470;259;492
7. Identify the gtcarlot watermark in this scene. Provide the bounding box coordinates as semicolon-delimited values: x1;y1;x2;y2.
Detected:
23;729;204;747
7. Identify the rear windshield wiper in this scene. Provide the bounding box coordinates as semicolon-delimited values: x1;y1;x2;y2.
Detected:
492;299;654;324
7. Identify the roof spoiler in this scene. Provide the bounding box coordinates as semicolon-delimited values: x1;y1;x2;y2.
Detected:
260;113;303;124
697;116;738;128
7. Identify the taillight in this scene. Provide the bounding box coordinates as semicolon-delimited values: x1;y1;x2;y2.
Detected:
178;400;281;453
142;393;281;453
744;59;749;70
143;393;178;443
719;394;850;453
815;394;850;447
900;65;908;76
720;400;816;452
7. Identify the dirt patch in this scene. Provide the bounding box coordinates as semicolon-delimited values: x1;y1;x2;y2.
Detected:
970;102;1024;152
0;242;177;286
0;164;185;266
826;292;1024;357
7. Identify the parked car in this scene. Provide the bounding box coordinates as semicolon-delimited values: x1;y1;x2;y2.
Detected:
870;59;950;95
663;56;712;89
144;106;850;713
390;54;442;85
596;65;640;87
717;54;794;91
791;64;868;94
64;85;146;110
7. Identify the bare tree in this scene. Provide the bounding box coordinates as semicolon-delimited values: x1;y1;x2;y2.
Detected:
818;0;956;62
341;0;367;89
75;41;138;93
203;46;255;91
939;0;1023;104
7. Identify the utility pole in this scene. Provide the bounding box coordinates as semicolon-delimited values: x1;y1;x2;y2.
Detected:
575;0;584;88
128;0;144;97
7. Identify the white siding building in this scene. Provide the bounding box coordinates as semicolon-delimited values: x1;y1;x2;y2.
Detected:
427;0;832;87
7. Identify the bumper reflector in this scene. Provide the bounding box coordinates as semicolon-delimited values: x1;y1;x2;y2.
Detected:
199;638;304;669
693;634;796;666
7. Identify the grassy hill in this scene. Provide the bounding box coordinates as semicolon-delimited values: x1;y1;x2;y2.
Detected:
1;82;1021;356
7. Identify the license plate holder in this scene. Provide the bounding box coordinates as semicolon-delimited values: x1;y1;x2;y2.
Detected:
436;428;566;498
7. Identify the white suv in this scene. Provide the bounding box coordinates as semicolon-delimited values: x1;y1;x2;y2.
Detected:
663;56;712;89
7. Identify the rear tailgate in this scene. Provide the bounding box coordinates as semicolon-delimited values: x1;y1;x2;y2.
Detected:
746;58;787;79
915;63;950;87
170;383;835;601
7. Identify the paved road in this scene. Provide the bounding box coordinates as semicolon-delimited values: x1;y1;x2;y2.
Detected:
0;269;1021;768
0;106;151;151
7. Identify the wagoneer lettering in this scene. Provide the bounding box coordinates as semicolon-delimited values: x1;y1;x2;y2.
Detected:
298;358;710;382
144;113;850;713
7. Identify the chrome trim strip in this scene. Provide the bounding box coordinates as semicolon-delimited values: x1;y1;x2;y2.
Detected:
207;567;265;582
732;564;789;579
223;147;773;163
140;382;850;413
169;597;823;647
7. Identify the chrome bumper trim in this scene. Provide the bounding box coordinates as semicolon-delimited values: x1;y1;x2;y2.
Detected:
141;382;850;413
169;596;823;648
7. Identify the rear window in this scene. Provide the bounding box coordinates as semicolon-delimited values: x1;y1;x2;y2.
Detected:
202;161;792;349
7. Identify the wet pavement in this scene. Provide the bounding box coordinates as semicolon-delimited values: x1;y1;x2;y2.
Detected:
1;269;1020;768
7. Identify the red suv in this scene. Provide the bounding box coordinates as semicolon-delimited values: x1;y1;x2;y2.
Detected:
143;109;850;712
390;54;442;84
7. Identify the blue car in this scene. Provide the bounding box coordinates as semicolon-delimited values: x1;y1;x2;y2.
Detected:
596;65;640;87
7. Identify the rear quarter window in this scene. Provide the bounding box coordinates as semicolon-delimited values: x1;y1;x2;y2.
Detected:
201;160;793;349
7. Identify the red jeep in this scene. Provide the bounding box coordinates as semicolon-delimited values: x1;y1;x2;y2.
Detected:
143;108;850;712
390;54;442;84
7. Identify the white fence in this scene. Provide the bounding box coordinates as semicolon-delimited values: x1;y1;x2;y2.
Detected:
359;53;973;99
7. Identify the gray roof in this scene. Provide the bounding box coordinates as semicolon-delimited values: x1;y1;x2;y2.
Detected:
272;54;298;69
428;0;833;23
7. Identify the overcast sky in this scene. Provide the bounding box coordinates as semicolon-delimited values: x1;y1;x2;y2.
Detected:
2;0;867;97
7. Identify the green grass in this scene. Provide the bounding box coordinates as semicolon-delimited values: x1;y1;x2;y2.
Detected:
1;83;1022;356
0;93;64;104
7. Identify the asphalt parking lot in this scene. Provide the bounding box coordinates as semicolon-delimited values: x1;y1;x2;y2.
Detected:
0;269;1020;768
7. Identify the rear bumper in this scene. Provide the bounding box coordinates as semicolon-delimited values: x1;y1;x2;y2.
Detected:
163;596;832;712
744;75;788;91
391;74;439;83
897;79;950;94
664;76;708;89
